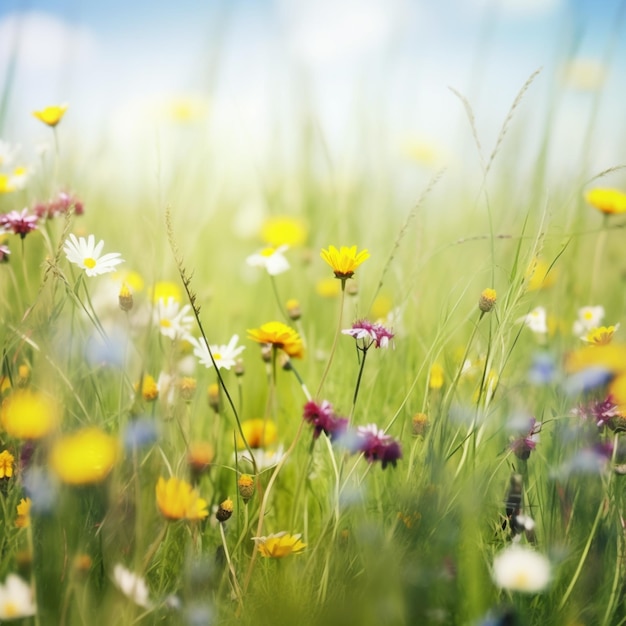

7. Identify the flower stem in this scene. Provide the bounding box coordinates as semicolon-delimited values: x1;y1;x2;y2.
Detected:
316;281;346;397
219;522;243;608
349;347;369;421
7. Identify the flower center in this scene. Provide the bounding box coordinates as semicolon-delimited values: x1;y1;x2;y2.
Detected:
3;601;18;617
213;352;222;361
260;247;276;257
160;319;172;328
84;257;97;269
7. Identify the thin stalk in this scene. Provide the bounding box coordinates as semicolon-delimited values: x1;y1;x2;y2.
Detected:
219;523;243;608
316;281;346;397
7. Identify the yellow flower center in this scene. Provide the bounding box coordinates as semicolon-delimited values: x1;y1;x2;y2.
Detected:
260;247;276;257
512;571;530;590
84;257;97;269
160;319;172;328
3;601;19;617
213;352;222;360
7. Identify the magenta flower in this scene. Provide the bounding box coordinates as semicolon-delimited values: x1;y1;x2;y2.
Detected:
572;395;619;428
32;191;84;220
303;400;348;441
354;424;402;469
510;417;541;460
0;209;39;239
342;320;394;349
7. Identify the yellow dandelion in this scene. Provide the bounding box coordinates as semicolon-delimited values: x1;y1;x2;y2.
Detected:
33;104;68;127
0;450;15;478
1;390;59;440
525;258;557;291
429;363;445;390
261;216;307;247
49;427;118;485
584;325;619;346
252;532;306;558
135;375;158;402
585;188;626;215
236;419;277;449
247;321;304;358
155;476;208;521
320;245;370;280
15;498;31;528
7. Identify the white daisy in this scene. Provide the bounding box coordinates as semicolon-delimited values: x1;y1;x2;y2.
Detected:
0;574;37;619
246;245;290;276
492;545;551;593
112;564;152;609
154;297;194;340
188;334;245;370
63;234;124;277
519;306;548;334
573;305;605;337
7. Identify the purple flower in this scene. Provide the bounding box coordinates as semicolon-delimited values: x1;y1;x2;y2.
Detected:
354;424;402;469
32;191;84;220
0;209;39;238
303;400;348;441
509;417;541;461
342;319;394;349
572;395;619;428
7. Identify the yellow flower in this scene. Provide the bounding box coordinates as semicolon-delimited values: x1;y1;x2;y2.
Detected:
118;283;133;311
252;532;306;558
15;498;31;528
478;288;497;313
0;173;14;193
261;216;307;247
1;390;59;440
155;476;208;521
316;277;341;298
525;258;557;291
50;427;118;485
320;245;370;280
585;188;626;215
565;344;626;375
247;321;304;358
33;104;68;127
371;294;393;320
187;441;214;479
135;375;159;402
583;325;619;346
216;497;234;522
238;474;255;503
429;363;445;390
236;419;277;449
151;281;181;303
0;450;15;478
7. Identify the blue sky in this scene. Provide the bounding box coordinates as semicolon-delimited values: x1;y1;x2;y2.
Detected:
1;0;625;180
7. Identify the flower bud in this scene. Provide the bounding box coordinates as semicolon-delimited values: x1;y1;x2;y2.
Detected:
119;282;134;312
411;412;429;437
237;474;255;504
286;299;302;321
216;497;233;523
479;288;497;313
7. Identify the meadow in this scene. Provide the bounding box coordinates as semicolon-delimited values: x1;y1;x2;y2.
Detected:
1;56;626;626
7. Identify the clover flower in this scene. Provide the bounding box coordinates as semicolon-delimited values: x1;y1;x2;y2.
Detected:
156;476;208;521
246;245;290;275
64;234;124;277
585;188;626;215
188;334;245;370
247;321;304;358
320;245;370;280
0;574;37;619
492;545;551;593
0;209;39;238
354;424;402;469
112;564;152;609
342;319;394;349
154;297;194;340
303;400;348;441
252;532;306;558
33;104;68;127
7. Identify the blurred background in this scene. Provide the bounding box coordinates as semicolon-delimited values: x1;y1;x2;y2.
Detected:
1;0;625;202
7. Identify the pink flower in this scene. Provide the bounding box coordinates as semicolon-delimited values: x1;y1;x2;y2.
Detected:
354;424;402;469
342;320;394;349
32;191;84;220
510;417;541;460
0;209;39;239
303;400;348;441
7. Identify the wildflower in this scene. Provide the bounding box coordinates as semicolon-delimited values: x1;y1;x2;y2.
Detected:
519;307;548;334
64;234;124;277
585;188;626;215
371;294;393;320
252;532;306;558
583;325;619;345
32;191;84;219
0;209;39;238
33;104;68;127
187;442;214;481
156;476;209;521
261;215;307;247
0;450;14;478
154;297;194;340
572;395;619;428
316;277;341;297
216;497;234;522
135;374;159;402
573;305;605;337
118;282;133;311
525;258;557;291
0;242;10;262
565;344;626;376
238;474;255;503
123;418;159;451
509;417;541;461
342;319;394;349
320;245;370;280
112;564;152;609
236;419;277;449
479;288;497;313
0;574;37;619
178;377;196;402
411;413;429;437
15;498;31;528
247;321;304;358
286;298;301;320
22;468;56;514
609;374;626;418
492;545;551;593
246;245;290;275
207;383;220;412
1;390;59;439
429;363;445;390
303;400;348;440
50;428;118;485
188;334;245;370
151;281;181;303
354;424;402;469
240;446;285;471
